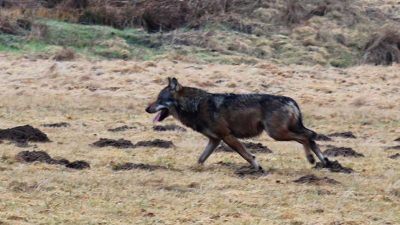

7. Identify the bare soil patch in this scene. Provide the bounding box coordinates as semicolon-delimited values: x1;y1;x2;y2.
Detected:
15;150;55;164
42;122;70;128
0;125;50;143
388;153;400;159
91;138;135;148
385;145;400;150
107;125;135;132
328;131;357;139
15;150;90;170
92;138;174;149
65;160;90;170
293;174;340;185
314;160;353;174
216;142;273;154
323;147;364;158
134;139;174;149
153;124;187;132
112;162;168;171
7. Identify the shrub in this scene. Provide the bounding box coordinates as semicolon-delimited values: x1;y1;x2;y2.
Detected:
363;28;400;65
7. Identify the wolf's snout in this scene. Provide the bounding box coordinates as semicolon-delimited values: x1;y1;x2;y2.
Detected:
145;104;154;113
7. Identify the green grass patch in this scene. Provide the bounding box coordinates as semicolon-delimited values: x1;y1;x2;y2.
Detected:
0;19;366;66
0;20;166;60
329;50;355;68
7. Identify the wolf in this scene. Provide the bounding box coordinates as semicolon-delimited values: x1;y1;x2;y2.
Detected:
146;78;329;172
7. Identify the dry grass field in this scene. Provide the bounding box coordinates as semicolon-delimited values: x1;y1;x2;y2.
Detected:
0;53;399;224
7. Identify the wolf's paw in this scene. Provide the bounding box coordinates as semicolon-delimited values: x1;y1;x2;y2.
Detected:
307;154;316;164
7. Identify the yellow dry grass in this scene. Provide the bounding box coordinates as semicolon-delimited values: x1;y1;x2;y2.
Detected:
0;53;399;224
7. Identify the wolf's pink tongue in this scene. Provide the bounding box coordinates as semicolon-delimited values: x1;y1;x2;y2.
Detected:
153;112;161;123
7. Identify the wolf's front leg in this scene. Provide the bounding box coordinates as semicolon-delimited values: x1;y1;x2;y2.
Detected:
222;135;264;172
198;138;221;164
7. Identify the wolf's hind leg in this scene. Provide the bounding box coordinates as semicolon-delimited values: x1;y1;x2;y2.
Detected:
309;139;329;166
198;138;221;164
286;129;327;166
291;126;329;166
302;143;316;164
266;127;316;164
290;133;316;164
222;135;263;171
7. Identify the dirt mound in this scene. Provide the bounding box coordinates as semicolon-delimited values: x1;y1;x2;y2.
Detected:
314;160;353;174
234;166;267;178
216;142;272;153
107;125;135;132
363;28;400;65
0;125;50;143
42;122;70;128
385;145;400;150
388;153;400;159
15;150;90;170
328;131;357;139
135;139;174;149
293;174;340;185
92;138;174;149
112;162;168;171
315;134;332;141
65;160;90;170
15;151;54;164
323;147;364;158
153;124;187;132
91;138;135;148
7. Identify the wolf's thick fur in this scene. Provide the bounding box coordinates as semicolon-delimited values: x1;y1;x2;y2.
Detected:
146;78;328;171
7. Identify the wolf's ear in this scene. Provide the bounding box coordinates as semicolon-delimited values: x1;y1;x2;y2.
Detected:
168;77;182;92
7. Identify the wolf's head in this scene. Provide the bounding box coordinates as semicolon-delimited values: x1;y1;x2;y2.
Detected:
145;77;182;122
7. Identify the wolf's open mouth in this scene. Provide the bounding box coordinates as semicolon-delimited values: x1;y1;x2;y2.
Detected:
153;109;169;122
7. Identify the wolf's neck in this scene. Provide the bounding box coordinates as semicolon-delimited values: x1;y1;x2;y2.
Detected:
177;87;209;113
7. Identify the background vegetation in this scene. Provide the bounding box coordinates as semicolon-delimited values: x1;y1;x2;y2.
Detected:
1;0;400;66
